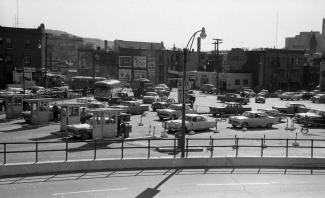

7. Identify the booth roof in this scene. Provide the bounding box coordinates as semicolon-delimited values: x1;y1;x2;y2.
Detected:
23;98;57;102
87;108;126;113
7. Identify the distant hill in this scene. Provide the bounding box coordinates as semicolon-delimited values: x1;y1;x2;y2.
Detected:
45;29;114;50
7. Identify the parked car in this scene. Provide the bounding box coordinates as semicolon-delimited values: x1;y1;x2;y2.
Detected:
155;84;171;91
279;92;302;100
112;101;148;115
311;94;325;103
255;96;265;103
300;91;314;100
156;103;196;120
142;92;159;104
294;109;325;127
164;114;216;133
228;111;280;128
200;84;217;94
217;93;249;104
272;103;309;115
154;87;170;97
209;102;252;117
257;109;287;122
151;98;176;111
269;90;284;98
242;89;256;97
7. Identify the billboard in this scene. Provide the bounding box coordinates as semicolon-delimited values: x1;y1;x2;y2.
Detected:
147;55;156;81
119;69;131;82
133;56;147;69
134;70;147;79
119;56;132;68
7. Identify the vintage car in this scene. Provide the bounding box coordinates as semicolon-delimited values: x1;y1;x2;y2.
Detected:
272;103;309;115
163;114;216;133
155;84;171;91
279;92;302;100
151;98;176;111
142;92;160;104
242;89;256;97
228;111;280;128
200;84;217;94
257;109;287;122
293;109;325;126
255;96;265;103
209;102;252;117
217;93;249;104
269;90;284;98
112;101;148;115
108;92;135;105
156;103;196;120
154;87;170;97
311;93;325;103
300;91;314;100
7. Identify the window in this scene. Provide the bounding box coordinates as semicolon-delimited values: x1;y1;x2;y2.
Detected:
243;79;248;85
5;55;12;65
5;38;12;48
235;79;240;85
25;39;31;49
24;56;31;67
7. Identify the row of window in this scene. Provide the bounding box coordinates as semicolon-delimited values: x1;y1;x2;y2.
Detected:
0;54;31;67
234;79;249;85
0;37;34;49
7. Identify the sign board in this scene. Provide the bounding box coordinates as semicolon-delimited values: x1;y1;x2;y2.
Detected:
119;69;131;82
134;70;147;79
133;56;147;69
119;56;132;68
147;55;156;82
177;78;191;103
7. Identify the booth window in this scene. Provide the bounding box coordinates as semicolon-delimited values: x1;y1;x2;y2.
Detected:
14;98;22;105
7;97;12;105
69;107;79;116
61;107;67;116
39;102;48;111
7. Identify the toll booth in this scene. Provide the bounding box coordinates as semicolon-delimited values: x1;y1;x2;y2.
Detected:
59;103;86;131
2;94;32;119
89;108;131;139
24;98;56;125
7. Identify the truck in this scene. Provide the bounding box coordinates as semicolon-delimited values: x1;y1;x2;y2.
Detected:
209;102;252;117
272;103;309;116
156;103;197;120
132;78;154;98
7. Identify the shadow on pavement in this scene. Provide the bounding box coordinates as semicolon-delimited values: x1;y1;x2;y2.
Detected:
0;124;46;133
29;132;65;141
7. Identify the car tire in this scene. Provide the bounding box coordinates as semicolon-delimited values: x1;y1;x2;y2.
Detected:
159;117;163;121
152;108;156;112
232;124;237;128
171;115;177;120
241;122;248;128
81;132;90;140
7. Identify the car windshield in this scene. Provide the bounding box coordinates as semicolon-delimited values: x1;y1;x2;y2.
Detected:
146;92;158;96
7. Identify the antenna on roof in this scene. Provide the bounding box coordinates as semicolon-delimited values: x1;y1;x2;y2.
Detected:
275;12;279;48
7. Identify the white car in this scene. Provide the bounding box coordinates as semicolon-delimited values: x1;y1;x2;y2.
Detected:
155;84;170;91
142;92;159;104
164;114;216;132
228;111;280;128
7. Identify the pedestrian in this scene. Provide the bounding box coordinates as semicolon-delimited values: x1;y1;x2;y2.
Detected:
52;103;59;122
80;108;87;124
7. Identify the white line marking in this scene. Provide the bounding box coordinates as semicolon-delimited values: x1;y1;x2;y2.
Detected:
198;182;271;186
52;188;128;196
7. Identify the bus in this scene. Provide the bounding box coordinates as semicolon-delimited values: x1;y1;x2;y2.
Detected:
68;76;107;90
94;80;122;101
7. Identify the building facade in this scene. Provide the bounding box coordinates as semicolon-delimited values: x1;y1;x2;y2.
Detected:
0;24;45;89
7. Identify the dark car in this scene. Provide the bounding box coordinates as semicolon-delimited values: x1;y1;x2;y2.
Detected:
255;96;265;103
151;98;176;111
301;92;314;100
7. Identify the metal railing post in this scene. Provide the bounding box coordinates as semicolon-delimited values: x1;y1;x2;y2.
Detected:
121;139;124;159
35;142;38;163
311;139;314;158
147;139;151;159
65;140;68;161
286;139;288;158
235;138;239;157
210;138;214;158
260;138;264;157
94;140;97;160
3;143;6;164
186;138;189;158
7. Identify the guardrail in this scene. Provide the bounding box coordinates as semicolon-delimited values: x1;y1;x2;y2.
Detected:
1;137;325;164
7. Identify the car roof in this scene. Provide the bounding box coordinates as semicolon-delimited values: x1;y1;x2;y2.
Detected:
185;114;201;117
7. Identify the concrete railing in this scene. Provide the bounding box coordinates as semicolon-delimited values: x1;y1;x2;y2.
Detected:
1;157;325;178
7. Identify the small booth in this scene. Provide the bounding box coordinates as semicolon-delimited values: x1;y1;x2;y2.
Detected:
23;98;56;125
59;102;86;131
2;94;32;119
90;108;131;140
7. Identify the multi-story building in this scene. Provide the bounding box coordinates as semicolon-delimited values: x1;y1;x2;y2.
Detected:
0;24;45;89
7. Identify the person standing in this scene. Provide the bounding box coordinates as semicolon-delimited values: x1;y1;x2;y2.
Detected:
80;108;87;124
52;103;59;122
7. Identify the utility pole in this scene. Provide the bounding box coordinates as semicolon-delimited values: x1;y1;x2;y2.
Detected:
45;33;48;89
212;38;222;94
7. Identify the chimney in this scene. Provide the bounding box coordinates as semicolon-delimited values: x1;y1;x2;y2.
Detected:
104;40;108;51
197;37;201;52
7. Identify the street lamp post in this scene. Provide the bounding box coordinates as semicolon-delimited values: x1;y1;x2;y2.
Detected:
180;27;207;158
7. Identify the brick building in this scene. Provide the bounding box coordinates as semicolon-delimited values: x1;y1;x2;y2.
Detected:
0;24;45;89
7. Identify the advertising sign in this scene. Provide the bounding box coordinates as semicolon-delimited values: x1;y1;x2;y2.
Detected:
133;56;147;69
147;55;156;81
177;78;191;103
119;56;132;68
134;70;147;79
119;69;131;82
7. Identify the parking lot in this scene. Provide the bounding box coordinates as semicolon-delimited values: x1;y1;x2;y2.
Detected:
0;88;325;163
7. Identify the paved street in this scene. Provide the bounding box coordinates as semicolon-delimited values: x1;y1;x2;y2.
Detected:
1;89;325;163
1;168;325;198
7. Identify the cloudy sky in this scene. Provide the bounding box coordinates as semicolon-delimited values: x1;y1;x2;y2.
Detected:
1;0;325;51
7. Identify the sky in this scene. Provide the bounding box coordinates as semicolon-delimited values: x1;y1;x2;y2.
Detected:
1;0;325;51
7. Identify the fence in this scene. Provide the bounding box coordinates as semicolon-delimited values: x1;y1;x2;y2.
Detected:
1;137;325;164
